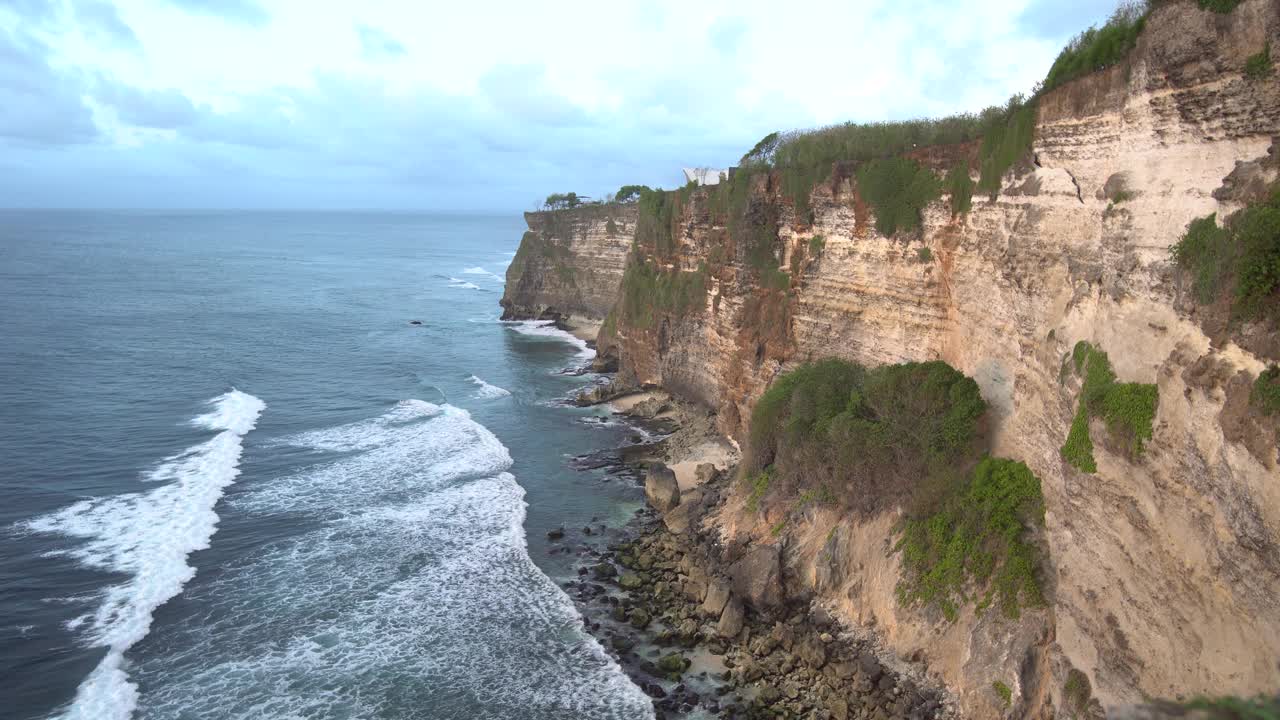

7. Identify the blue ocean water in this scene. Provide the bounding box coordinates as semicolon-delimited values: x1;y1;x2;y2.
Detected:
0;211;652;720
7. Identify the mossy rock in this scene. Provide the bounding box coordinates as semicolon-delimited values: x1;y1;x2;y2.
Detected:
619;573;644;590
657;652;689;675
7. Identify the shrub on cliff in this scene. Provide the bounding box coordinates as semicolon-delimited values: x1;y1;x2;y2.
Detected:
856;157;941;237
617;254;708;328
746;359;1048;620
747;359;987;515
1172;184;1280;323
1254;365;1280;416
1060;341;1159;471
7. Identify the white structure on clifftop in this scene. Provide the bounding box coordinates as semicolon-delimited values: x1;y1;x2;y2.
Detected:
682;167;728;186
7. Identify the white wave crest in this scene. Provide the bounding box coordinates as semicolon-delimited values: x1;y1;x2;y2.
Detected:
504;320;596;361
469;375;511;399
126;403;651;719
447;277;481;290
27;389;266;720
461;266;505;282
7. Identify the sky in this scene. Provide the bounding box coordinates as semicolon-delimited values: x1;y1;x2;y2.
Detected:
0;0;1122;211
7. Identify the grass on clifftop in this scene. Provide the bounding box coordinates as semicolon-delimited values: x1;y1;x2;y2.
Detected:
1060;341;1159;472
743;359;1047;621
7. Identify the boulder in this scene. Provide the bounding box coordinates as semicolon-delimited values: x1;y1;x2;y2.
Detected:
729;544;783;610
700;578;731;618
797;634;827;669
619;573;644;590
694;462;719;485
662;488;703;534
644;464;680;513
717;596;745;638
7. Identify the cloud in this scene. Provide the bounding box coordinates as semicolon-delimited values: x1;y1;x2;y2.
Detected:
163;0;269;26
0;28;99;145
95;81;202;129
1016;0;1119;41
73;0;142;51
356;24;406;60
708;16;748;56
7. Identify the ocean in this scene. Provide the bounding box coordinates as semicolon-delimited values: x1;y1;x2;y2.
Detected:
0;211;654;720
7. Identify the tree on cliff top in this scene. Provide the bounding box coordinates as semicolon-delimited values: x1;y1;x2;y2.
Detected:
544;192;582;210
616;185;652;203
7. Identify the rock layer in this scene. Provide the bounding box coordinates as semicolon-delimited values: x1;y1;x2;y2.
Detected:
500;204;638;322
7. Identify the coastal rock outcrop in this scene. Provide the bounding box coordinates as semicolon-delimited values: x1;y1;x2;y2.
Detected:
500;203;638;323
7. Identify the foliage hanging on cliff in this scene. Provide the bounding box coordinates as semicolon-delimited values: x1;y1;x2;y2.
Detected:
856;157;942;237
617;254;708;328
745;359;1047;621
747;359;987;515
635;188;680;258
976;95;1038;196
896;457;1045;621
1254;365;1280;416
1060;341;1159;471
944;160;975;216
1172;184;1280;324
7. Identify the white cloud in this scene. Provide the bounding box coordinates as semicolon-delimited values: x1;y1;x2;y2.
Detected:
0;0;1111;208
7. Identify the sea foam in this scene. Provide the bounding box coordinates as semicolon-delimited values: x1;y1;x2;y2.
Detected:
469;375;511;399
505;320;596;361
123;402;651;719
27;390;265;720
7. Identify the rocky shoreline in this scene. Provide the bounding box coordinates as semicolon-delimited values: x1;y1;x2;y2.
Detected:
552;389;955;720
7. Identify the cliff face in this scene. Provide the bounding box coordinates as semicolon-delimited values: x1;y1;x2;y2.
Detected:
508;1;1280;716
500;204;638;322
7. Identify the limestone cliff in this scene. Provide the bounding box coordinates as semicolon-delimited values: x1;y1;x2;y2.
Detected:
500;204;638;323
509;1;1280;717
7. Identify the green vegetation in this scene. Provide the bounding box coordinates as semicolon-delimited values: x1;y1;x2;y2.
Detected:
1111;189;1136;204
1172;184;1280;322
897;457;1045;620
1060;342;1158;470
543;192;582;210
945;160;974;215
1172;214;1232;304
809;235;826;254
917;246;933;263
746;468;772;513
977;95;1037;196
856;157;941;237
1245;43;1273;80
742;131;781;164
993;681;1014;707
616;184;651;203
1042;3;1146;94
605;217;618;236
1063;669;1093;715
635;187;680;258
747;360;986;496
1193;0;1243;13
1061;406;1098;473
617;255;708;328
744;359;1048;619
1183;695;1280;720
1253;365;1280;415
